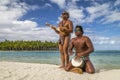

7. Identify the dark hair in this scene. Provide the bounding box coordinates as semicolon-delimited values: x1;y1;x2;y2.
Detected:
62;11;69;18
75;25;84;34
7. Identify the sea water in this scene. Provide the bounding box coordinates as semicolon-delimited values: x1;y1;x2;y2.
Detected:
0;50;120;70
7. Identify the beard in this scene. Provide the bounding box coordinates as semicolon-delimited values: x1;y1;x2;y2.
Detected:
62;15;68;20
75;32;82;37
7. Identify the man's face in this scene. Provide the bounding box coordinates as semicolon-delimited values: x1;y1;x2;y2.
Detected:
75;28;82;36
61;13;68;19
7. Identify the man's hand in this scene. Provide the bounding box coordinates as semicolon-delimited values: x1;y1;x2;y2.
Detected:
69;50;74;56
51;26;56;30
74;56;79;60
60;27;67;32
76;52;82;58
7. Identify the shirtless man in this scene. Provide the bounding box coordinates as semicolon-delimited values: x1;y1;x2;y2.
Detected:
65;25;95;74
52;11;73;68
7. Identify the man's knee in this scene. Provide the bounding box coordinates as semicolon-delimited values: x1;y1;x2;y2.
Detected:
87;69;95;74
63;47;68;52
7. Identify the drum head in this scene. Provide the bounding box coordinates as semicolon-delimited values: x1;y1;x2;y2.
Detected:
71;58;84;67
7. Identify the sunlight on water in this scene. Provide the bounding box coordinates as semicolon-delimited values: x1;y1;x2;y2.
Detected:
0;50;120;70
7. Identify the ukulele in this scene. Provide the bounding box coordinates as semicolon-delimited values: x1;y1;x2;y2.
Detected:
45;22;69;36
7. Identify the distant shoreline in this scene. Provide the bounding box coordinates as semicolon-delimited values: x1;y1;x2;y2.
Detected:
0;50;120;52
0;50;59;51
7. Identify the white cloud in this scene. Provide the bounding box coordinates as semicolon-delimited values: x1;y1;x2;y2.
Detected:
0;0;58;41
91;35;120;45
114;0;120;6
68;9;85;24
0;0;28;23
55;0;120;25
45;3;52;8
88;34;120;50
85;2;110;23
11;20;37;31
50;0;66;9
55;0;85;25
101;10;120;23
84;28;93;33
49;0;120;24
85;1;120;24
67;1;85;24
0;0;10;5
37;27;59;41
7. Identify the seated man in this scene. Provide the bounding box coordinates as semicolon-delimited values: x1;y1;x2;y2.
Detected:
65;25;95;74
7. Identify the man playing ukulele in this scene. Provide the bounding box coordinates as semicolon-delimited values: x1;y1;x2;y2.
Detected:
52;11;73;68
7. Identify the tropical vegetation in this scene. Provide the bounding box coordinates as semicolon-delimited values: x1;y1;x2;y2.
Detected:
0;40;58;51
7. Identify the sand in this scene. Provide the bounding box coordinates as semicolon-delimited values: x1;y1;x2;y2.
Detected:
0;61;120;80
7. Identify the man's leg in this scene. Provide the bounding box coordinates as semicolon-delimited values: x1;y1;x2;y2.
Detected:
63;36;70;67
59;44;65;68
85;58;95;74
65;61;73;71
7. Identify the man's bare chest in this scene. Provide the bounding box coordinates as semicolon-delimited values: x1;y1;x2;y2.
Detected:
73;39;86;48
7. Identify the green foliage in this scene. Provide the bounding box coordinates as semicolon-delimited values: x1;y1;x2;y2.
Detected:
0;40;58;51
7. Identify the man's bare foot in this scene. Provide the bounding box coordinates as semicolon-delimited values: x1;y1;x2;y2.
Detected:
59;65;65;68
64;67;70;71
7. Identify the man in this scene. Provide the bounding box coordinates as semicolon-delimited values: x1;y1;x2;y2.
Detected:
52;11;73;68
65;25;95;74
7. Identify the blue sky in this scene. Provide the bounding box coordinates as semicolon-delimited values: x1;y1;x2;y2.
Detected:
0;0;120;50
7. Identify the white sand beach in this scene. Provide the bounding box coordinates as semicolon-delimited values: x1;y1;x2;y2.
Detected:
0;61;120;80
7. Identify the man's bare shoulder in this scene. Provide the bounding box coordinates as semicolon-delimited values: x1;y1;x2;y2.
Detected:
71;37;76;41
58;21;62;24
83;35;89;38
82;35;91;41
67;19;73;23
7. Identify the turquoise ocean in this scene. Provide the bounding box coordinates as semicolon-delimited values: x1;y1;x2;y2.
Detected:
0;50;120;70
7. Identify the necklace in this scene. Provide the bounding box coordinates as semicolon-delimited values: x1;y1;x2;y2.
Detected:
76;36;82;40
62;20;67;27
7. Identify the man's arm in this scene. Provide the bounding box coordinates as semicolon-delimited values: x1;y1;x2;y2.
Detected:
69;38;74;55
46;22;59;34
67;20;73;33
77;36;94;57
51;26;59;34
61;20;73;33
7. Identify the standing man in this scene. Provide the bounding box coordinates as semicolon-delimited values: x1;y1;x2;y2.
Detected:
65;25;95;74
52;11;73;68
